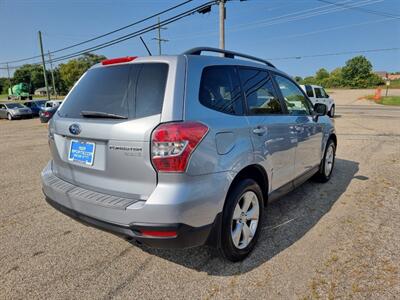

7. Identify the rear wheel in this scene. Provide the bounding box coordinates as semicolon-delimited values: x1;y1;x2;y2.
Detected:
314;139;335;182
328;105;335;118
220;179;264;262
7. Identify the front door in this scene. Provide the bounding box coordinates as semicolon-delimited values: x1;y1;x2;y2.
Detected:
238;67;297;191
273;75;323;178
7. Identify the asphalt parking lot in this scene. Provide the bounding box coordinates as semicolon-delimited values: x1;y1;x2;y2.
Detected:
1;89;399;299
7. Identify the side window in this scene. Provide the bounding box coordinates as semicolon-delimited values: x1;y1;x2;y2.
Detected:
305;85;314;98
314;88;323;98
238;68;282;115
0;104;4;109
199;66;244;115
274;75;312;115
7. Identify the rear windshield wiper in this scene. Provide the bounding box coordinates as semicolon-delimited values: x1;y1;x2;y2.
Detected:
80;110;128;119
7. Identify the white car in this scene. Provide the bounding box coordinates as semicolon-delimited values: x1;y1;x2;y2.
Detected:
301;85;335;117
44;100;63;109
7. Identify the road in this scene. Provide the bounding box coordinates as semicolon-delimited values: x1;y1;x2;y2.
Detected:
1;89;399;299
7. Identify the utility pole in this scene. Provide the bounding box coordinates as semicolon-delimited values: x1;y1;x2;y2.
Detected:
6;63;11;94
219;0;226;50
153;17;168;55
48;50;57;99
38;31;50;101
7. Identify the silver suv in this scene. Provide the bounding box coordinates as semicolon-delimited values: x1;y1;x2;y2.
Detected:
41;47;336;261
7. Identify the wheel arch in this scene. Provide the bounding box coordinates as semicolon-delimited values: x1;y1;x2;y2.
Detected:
227;164;269;207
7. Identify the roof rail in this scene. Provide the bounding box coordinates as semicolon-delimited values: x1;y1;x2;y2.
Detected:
183;47;276;68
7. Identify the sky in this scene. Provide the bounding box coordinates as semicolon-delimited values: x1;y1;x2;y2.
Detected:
0;0;399;78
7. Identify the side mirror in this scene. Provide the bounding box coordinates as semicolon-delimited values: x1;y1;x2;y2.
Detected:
313;103;327;121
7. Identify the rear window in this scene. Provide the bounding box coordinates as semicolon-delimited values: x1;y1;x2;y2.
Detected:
58;63;168;119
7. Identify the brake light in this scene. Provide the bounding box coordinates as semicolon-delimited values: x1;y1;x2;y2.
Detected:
101;56;137;65
151;122;209;172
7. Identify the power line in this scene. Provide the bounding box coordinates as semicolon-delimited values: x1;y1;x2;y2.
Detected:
316;0;400;19
48;1;217;63
1;1;217;68
0;0;194;64
269;47;400;61
171;0;382;41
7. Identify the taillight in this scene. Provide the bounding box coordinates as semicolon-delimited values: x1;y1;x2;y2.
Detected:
151;122;209;172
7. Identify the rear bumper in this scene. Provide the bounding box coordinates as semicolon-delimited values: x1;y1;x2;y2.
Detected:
41;161;228;248
45;195;217;248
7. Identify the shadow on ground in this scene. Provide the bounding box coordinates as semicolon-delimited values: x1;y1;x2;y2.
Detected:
138;158;361;275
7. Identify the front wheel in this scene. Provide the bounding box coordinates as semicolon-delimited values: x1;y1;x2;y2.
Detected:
219;179;264;262
314;139;336;182
7;113;13;121
328;105;335;118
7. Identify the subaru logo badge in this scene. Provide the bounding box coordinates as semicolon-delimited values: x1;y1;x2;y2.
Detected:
69;124;81;135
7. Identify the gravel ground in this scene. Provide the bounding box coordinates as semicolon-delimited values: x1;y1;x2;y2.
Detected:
0;89;399;299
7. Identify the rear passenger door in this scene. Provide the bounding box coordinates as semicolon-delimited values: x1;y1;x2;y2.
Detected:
273;74;323;178
238;67;297;191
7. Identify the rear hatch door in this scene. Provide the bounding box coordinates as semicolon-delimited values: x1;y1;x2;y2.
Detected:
50;62;169;200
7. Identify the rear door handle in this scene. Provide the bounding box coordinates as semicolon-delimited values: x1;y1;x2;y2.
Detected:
252;126;266;136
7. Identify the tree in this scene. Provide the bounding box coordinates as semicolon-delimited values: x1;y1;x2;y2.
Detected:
341;55;383;88
315;68;329;81
59;53;106;90
325;67;343;88
294;76;303;83
0;77;9;94
12;64;51;93
302;76;316;85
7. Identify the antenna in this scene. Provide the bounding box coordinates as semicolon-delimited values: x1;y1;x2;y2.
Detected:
140;36;152;56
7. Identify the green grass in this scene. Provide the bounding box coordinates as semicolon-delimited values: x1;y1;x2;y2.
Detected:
379;96;400;106
365;95;400;106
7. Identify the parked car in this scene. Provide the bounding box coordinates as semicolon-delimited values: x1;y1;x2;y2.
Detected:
39;106;58;123
0;102;33;120
24;100;47;116
300;84;335;117
43;100;63;110
41;47;337;261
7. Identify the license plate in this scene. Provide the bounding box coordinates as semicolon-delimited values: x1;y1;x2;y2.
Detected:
68;140;95;166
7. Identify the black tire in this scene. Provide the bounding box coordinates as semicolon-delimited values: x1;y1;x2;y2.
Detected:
328;105;335;118
7;113;13;121
219;179;264;262
314;139;336;182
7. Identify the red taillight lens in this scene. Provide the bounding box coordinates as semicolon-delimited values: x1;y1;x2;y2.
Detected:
44;112;50;117
101;56;137;65
151;122;208;172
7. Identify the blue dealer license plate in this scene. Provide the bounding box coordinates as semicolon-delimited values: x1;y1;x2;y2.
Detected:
68;140;95;166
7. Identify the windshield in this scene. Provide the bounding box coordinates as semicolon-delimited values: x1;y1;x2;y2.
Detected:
58;63;168;119
6;103;24;109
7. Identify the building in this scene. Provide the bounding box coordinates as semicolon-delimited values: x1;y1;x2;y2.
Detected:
374;71;388;79
34;87;53;96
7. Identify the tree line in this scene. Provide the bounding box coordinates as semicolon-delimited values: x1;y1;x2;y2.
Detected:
295;55;384;88
0;53;106;95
